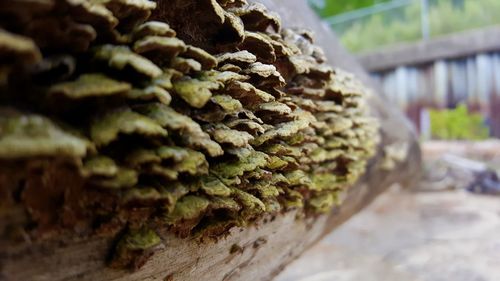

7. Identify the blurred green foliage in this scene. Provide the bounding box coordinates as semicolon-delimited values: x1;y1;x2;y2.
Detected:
310;0;390;17
340;2;421;53
429;105;489;140
318;0;500;53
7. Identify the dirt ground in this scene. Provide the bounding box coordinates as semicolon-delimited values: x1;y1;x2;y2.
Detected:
275;141;500;281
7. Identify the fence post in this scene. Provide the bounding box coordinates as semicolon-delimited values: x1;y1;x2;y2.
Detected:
421;0;430;39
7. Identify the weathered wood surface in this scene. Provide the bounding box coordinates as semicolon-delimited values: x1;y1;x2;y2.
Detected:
0;1;421;280
358;26;500;72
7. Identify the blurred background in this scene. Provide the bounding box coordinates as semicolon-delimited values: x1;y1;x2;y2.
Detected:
275;1;500;280
311;0;500;141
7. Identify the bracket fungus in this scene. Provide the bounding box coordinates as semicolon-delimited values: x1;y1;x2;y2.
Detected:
0;0;379;271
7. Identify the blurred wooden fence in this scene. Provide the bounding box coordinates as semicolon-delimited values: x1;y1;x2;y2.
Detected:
358;26;500;138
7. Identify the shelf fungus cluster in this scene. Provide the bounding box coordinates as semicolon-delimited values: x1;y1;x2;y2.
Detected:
0;0;379;270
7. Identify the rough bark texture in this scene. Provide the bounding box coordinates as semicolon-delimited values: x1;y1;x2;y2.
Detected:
0;1;420;280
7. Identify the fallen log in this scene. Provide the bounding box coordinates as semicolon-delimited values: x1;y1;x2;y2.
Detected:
0;0;420;280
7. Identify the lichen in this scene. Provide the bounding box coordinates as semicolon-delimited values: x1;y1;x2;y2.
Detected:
173;78;221;108
0;113;90;159
200;175;231;197
90;167;138;189
49;73;131;99
110;227;162;269
83;156;118;177
93;45;163;78
205;124;254;147
165;195;210;224
210;95;243;113
90;108;167;146
133;36;186;58
212;150;269;179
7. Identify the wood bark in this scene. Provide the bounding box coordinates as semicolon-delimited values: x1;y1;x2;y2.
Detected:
0;1;421;280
